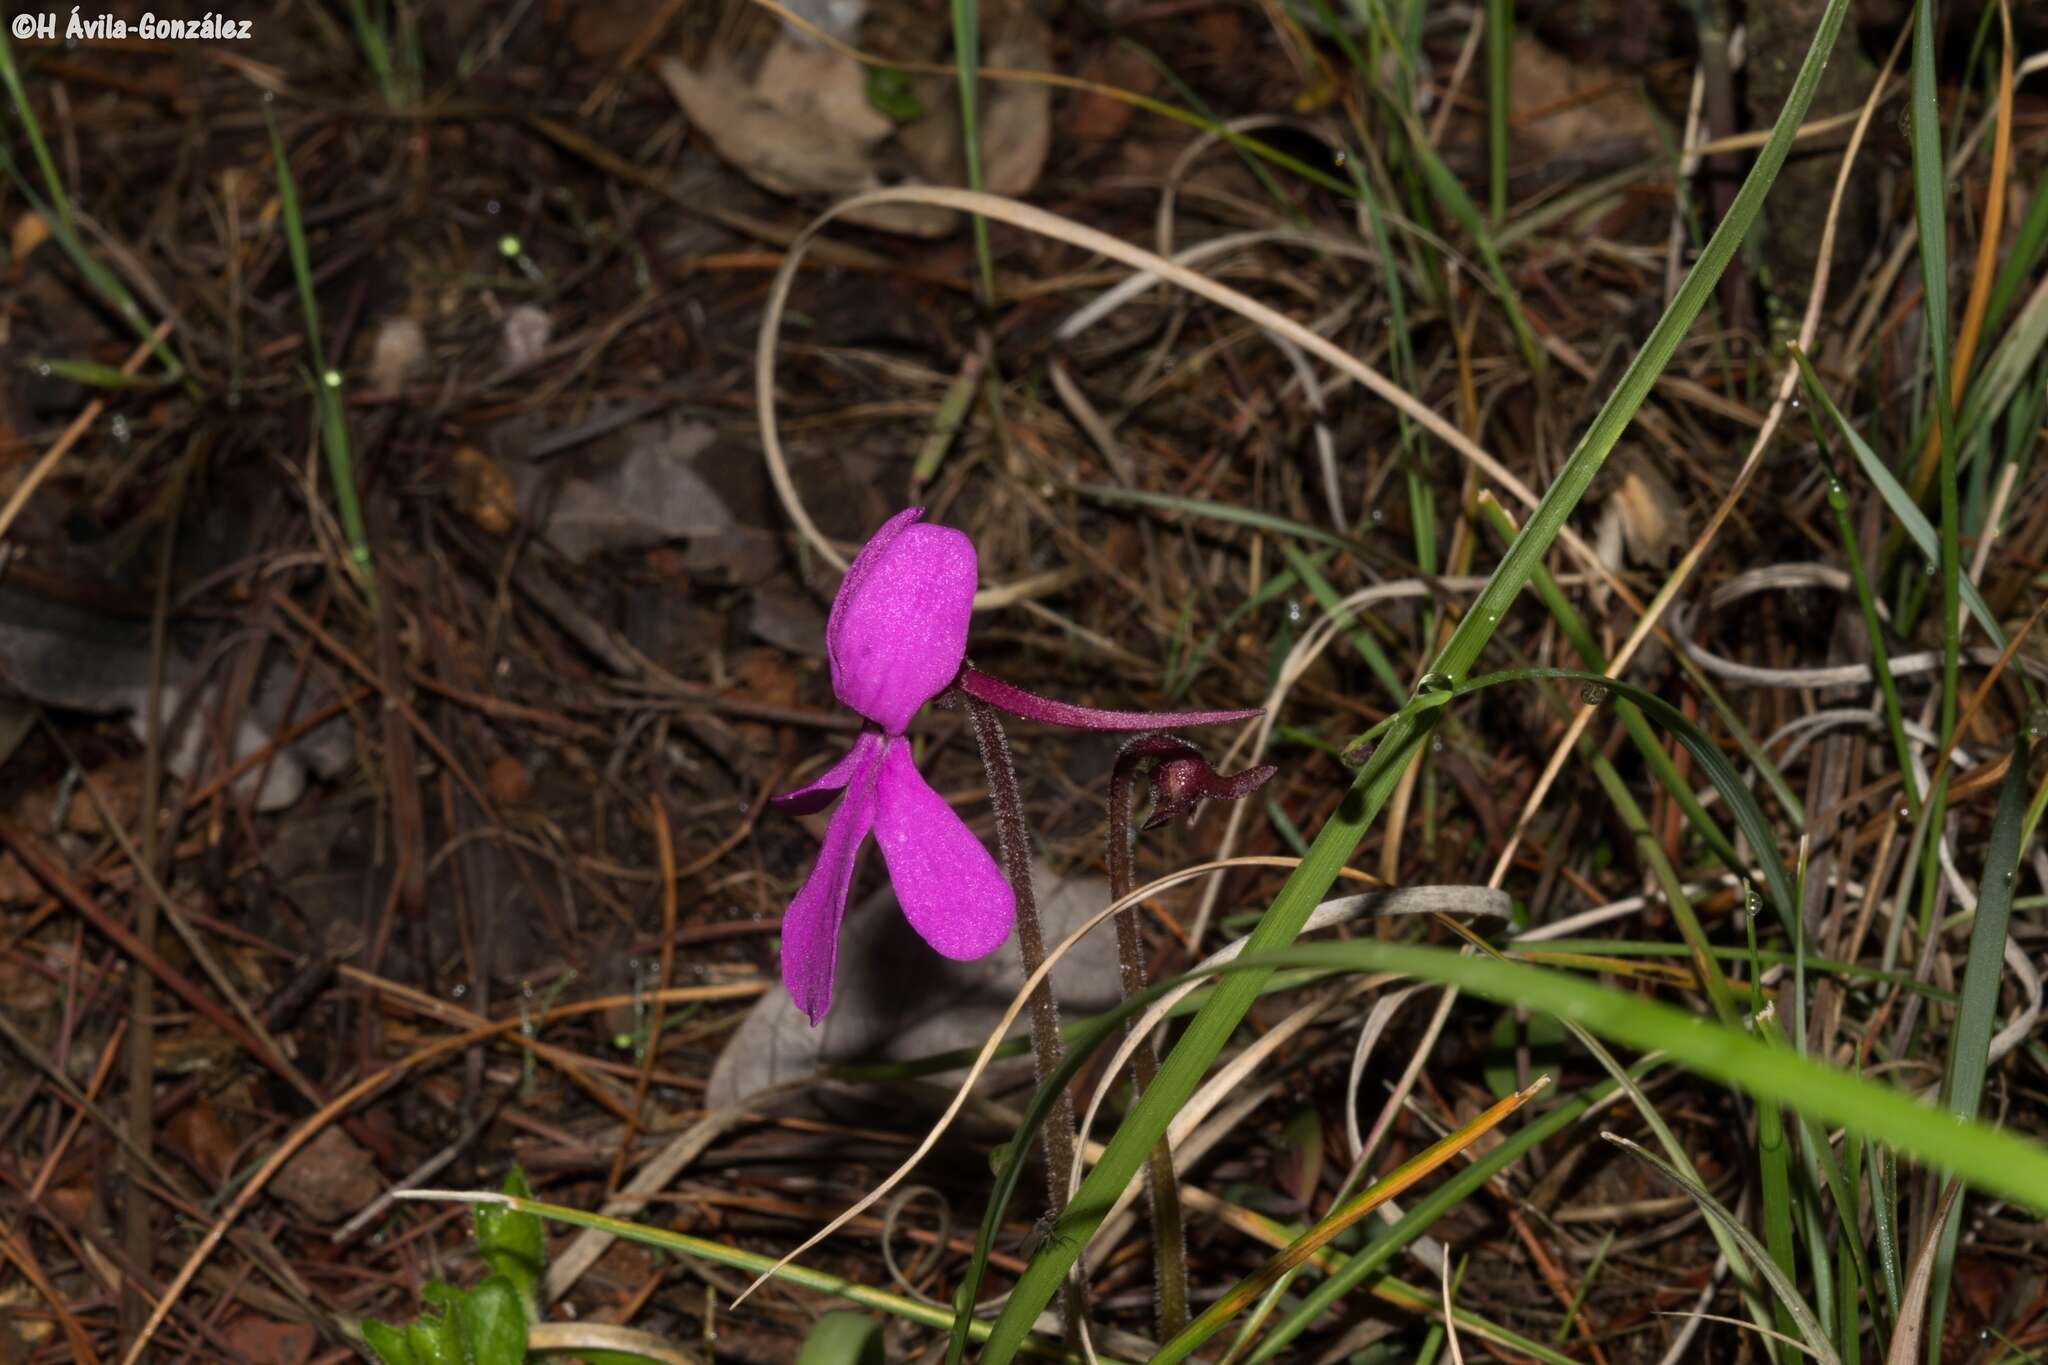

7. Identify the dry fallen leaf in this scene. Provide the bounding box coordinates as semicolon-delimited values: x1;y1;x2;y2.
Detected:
272;1123;383;1224
221;1314;317;1365
1507;34;1657;167
448;445;519;535
166;1095;239;1187
899;10;1053;203
368;316;427;393
660;15;1052;240
11;211;49;268
1597;451;1687;568
661;38;892;202
708;864;1125;1108
513;421;729;563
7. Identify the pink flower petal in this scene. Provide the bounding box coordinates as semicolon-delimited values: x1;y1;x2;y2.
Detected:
829;515;976;734
770;731;883;815
779;743;881;1024
827;506;924;649
957;667;1263;730
871;740;1014;961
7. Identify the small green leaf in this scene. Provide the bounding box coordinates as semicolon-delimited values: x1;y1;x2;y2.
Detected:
27;357;174;390
420;1281;464;1315
404;1314;461;1365
361;1319;417;1365
864;65;923;122
797;1311;887;1365
458;1275;528;1365
474;1167;545;1316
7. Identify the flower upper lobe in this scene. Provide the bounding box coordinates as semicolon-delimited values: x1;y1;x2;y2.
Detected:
827;509;976;734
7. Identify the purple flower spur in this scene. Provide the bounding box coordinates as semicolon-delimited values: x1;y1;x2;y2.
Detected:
770;508;1262;1023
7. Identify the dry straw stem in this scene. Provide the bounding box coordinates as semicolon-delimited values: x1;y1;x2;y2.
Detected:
118;979;766;1364
1485;21;1904;889
729;855;1382;1307
754;186;1613;595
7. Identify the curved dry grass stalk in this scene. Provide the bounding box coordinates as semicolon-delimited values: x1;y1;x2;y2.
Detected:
754;186;1610;600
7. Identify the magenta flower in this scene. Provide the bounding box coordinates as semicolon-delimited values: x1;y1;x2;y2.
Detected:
771;508;1261;1024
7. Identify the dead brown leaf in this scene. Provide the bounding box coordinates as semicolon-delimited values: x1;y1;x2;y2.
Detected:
222;1314;317;1365
1507;35;1657;165
271;1123;382;1224
166;1095;239;1187
661;38;892;203
448;445;518;536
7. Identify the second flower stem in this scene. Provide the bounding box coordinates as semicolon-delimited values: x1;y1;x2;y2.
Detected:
1107;748;1191;1339
962;694;1089;1340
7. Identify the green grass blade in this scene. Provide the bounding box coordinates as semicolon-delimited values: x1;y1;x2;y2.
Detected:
948;0;994;305
343;0;402;108
797;1312;885;1365
0;30;72;230
1477;496;1744;878
0;170;184;381
28;357;176;391
1607;1135;1839;1365
1754;1007;1802;1361
1426;0;1852;692
1907;12;1966;1199
1279;542;1405;703
1955;261;2048;461
1231;944;2048;1209
1459;668;1798;933
1789;348;2011;664
1226;940;2048;1359
1907;0;1955;449
263;101;374;585
973;4;1854;1354
1242;1058;1662;1364
1817;468;1922;816
1980;176;2048;343
1068;481;1365;553
1486;0;1511;224
1926;735;2031;1350
401;1193;1101;1363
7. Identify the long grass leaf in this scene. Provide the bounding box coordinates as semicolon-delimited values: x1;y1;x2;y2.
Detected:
1925;736;2031;1352
1789;348;2010;661
263;101;374;584
400;1192;1100;1363
1607;1135;1840;1365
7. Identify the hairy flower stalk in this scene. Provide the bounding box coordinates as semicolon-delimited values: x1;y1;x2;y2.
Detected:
1108;737;1275;1338
963;693;1089;1339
